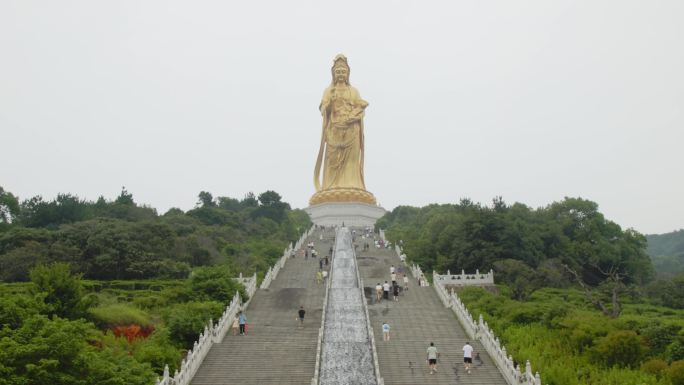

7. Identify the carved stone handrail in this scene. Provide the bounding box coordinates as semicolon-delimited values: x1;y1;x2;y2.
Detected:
433;269;494;286
410;263;430;287
385;236;542;385
311;230;333;385
433;275;542;385
155;288;252;385
355;259;384;385
261;226;314;289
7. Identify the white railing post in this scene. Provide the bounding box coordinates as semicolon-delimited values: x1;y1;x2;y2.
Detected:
312;230;333;385
417;264;542;385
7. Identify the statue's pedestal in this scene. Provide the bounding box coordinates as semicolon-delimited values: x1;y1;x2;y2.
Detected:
305;202;386;227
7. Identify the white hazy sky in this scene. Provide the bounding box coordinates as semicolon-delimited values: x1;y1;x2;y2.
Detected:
1;0;682;234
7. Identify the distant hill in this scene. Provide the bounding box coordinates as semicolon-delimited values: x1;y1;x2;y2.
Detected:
646;229;684;276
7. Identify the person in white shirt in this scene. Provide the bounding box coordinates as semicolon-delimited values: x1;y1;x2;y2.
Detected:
426;342;439;374
382;322;390;341
463;341;474;374
375;283;383;302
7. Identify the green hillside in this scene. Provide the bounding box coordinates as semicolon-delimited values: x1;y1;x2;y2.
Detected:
0;187;310;282
0;186;310;385
647;230;684;277
379;197;684;385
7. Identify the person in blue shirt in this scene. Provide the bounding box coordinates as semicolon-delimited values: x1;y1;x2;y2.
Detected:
238;311;247;335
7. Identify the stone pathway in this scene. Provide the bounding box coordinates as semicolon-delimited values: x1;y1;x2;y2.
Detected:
356;242;508;385
191;229;333;385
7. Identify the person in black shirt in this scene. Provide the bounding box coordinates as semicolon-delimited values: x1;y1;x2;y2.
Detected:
298;305;306;328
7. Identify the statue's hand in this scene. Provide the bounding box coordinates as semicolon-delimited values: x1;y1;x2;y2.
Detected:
345;115;361;125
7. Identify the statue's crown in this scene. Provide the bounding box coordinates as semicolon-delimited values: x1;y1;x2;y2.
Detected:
333;54;349;70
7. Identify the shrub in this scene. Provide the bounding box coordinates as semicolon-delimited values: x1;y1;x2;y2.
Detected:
190;265;246;303
507;303;544;324
88;303;152;328
641;359;668;378
30;262;85;319
165;301;224;347
132;293;168;309
0;314;156;385
161;285;195;304
670;360;684;385
0;294;44;329
641;322;680;355
668;340;684;362
594;330;645;368
132;327;181;374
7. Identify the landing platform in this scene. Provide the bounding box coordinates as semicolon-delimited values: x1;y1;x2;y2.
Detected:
305;202;386;227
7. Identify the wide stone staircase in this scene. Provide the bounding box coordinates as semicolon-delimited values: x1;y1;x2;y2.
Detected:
191;229;333;385
357;242;508;385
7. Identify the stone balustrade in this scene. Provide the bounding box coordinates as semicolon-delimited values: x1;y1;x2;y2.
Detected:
311;259;330;385
156;227;313;385
433;276;542;385
410;263;430;286
155;287;254;385
383;231;542;385
261;226;314;289
312;231;333;385
433;269;494;286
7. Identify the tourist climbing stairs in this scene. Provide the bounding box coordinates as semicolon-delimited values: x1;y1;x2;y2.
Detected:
191;228;333;385
356;240;508;385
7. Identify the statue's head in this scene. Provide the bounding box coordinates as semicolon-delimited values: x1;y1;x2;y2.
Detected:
331;54;350;85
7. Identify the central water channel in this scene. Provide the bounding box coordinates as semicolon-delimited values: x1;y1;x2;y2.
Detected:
319;227;379;385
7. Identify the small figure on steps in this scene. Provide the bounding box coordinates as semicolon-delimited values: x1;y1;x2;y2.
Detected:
427;342;439;374
298;305;306;328
463;341;474;374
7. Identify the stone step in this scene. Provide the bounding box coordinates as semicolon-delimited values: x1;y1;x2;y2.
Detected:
190;229;333;385
356;244;508;385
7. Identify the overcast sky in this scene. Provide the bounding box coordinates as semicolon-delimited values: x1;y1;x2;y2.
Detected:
1;0;682;234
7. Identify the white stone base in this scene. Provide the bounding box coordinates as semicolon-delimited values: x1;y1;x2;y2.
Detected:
305;202;387;227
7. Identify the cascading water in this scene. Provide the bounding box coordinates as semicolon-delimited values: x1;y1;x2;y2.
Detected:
319;227;378;385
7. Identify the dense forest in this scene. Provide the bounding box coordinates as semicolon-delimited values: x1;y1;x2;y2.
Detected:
378;197;684;384
648;229;684;278
0;186;311;281
0;186;310;385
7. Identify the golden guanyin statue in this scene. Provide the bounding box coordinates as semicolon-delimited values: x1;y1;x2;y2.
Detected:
310;54;377;206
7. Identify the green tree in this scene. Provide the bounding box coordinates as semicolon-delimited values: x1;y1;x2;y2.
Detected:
0;186;20;225
241;192;258;208
165;301;224;346
115;187;134;205
0;293;44;329
594;330;645;368
0;240;50;281
217;196;241;211
197;191;215;207
190;265;246;303
30;262;85;319
0;315;155;385
493;258;539;300
669;360;684;385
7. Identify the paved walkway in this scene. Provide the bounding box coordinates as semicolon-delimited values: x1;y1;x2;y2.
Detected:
356;240;508;385
191;228;333;385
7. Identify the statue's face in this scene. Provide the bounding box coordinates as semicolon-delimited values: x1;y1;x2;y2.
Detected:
334;66;348;84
